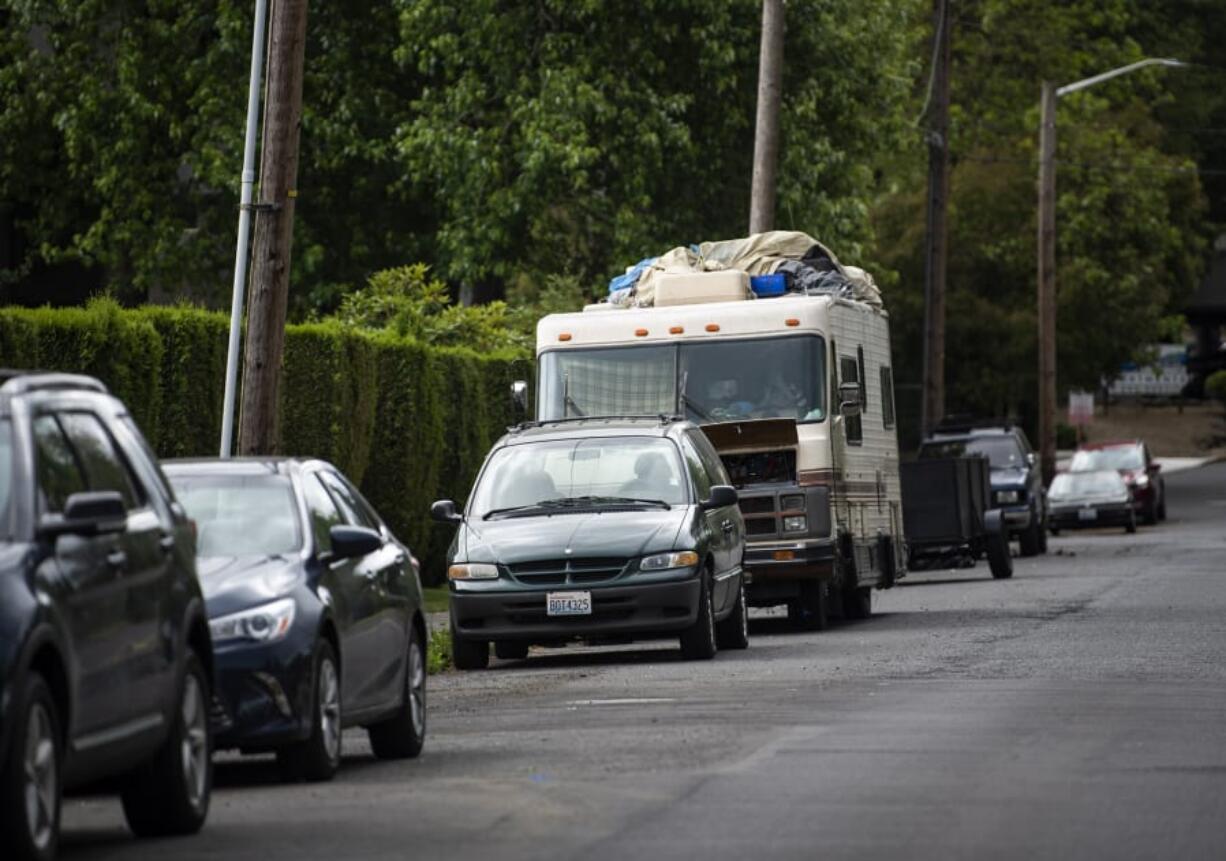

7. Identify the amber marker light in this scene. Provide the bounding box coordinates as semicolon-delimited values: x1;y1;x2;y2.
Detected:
785;318;800;327
669;326;684;334
558;333;572;342
635;328;649;337
705;324;720;332
773;550;796;562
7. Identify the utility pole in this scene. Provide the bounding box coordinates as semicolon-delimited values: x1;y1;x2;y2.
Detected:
238;0;309;456
749;0;784;234
1036;80;1057;485
921;0;951;436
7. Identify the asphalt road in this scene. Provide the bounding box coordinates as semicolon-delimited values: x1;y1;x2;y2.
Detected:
63;462;1226;860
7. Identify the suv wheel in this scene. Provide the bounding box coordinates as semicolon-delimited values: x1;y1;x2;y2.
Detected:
451;621;490;670
987;531;1013;579
680;570;717;660
0;673;61;861
715;577;749;650
368;626;427;760
121;653;211;837
788;580;829;631
278;641;342;782
1018;518;1042;557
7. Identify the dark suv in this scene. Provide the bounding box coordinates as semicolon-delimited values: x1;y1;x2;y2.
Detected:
432;416;747;667
0;373;213;861
918;421;1048;557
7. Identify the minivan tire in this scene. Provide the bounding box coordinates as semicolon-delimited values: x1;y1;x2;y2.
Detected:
451;622;490;670
368;626;427;760
680;571;717;660
277;641;342;782
715;577;749;650
0;673;61;861
121;653;211;837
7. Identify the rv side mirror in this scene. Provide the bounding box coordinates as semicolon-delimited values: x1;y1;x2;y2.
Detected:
838;381;862;417
510;380;529;419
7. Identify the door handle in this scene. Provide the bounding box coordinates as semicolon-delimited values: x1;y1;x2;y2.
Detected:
721;521;735;534
106;550;128;569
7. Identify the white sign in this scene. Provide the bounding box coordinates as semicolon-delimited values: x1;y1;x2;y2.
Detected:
1068;391;1094;426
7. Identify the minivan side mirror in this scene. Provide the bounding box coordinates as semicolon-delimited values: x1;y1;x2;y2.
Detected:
510;380;529;420
702;485;738;510
838;381;862;417
329;525;383;560
430;499;464;524
39;491;127;538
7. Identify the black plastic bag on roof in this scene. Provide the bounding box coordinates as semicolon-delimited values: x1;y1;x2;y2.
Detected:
777;260;855;299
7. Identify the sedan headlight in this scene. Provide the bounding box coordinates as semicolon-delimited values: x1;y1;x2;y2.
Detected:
640;551;699;571
210;598;296;644
1133;474;1149;488
447;562;499;581
996;490;1020;504
783;515;807;533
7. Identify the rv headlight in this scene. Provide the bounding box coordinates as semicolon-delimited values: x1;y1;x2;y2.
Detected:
781;494;806;511
783;515;807;533
448;562;500;581
640;551;699;571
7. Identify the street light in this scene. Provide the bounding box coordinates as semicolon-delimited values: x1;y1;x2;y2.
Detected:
1035;58;1186;485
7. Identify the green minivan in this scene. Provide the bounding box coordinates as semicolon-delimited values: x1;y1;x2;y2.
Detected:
431;417;747;668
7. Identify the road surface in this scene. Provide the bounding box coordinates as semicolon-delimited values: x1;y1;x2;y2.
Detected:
63;462;1226;860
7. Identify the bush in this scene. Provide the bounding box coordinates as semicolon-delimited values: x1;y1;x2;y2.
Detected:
1056;422;1079;450
0;302;530;582
1207;370;1226;407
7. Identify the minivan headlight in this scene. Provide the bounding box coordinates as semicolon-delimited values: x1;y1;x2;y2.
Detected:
640;551;699;571
210;598;296;644
448;562;499;581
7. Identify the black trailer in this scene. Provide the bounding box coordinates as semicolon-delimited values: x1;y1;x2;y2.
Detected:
901;456;1013;579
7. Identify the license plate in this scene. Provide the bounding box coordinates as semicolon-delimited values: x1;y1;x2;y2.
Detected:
547;591;592;616
1078;508;1098;522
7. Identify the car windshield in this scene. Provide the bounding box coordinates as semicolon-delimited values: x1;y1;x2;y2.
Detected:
537;335;826;425
1069;447;1144;471
919;436;1025;470
469;437;687;519
0;420;11;539
169;473;302;557
1050;470;1127;499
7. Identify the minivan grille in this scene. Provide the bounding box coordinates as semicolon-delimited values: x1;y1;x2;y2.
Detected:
507;557;629;586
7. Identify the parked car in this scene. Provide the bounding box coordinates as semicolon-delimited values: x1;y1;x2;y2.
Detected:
432;416;747;668
1047;470;1137;534
1068;440;1165;524
918;420;1048;557
163;458;427;782
0;373;212;861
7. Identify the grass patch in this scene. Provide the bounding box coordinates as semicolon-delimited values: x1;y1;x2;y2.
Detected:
422;586;450;614
427;627;452;675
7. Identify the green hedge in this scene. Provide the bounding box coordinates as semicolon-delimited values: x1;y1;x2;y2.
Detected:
0;300;531;584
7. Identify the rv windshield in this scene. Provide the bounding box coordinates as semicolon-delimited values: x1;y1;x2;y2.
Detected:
538;336;826;424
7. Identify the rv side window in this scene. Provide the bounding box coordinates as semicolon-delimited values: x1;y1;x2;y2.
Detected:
880;366;896;429
839;356;863;445
857;346;868;411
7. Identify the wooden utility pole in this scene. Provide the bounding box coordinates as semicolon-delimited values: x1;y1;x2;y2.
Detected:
749;0;785;234
238;0;309;455
1036;80;1057;484
921;0;951;436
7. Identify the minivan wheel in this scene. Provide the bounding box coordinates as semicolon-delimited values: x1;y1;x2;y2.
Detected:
715;577;749;650
494;641;530;661
679;571;717;660
121;653;211;837
278;641;342;782
368;626;426;760
0;673;61;861
450;621;490;670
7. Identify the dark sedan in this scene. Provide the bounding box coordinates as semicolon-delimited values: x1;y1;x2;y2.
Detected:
164;459;427;782
1047;469;1137;535
432;417;747;668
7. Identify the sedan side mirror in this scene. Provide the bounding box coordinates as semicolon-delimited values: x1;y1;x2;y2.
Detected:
329;525;383;560
838;381;862;418
430;499;464;524
1151;462;1161;473
39;491;127;538
702;485;738;510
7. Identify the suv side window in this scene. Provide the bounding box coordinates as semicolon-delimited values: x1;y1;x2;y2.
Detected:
302;472;342;554
32;415;88;514
58;412;143;510
687;430;731;488
678;436;711;501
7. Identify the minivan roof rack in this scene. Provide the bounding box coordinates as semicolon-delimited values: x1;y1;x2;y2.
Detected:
511;414;683;433
0;370;109;396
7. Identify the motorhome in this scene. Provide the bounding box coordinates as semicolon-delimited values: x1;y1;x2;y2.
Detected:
533;283;904;627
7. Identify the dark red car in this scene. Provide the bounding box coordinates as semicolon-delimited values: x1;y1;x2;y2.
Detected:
1068;440;1166;524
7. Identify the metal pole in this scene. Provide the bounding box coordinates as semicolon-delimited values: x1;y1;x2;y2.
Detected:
1036;80;1057;485
749;0;785;234
220;0;269;457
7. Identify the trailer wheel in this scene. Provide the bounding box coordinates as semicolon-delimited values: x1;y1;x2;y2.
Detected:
987;532;1013;579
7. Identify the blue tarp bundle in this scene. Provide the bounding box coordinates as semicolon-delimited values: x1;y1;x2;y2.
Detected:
608;257;658;293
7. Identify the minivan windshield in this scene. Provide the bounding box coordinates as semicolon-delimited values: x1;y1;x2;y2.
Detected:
170;473;302;557
537;335;826;425
469;437;687;519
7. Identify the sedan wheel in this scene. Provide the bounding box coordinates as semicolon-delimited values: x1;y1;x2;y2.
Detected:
278;642;342;782
369;626;427;759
